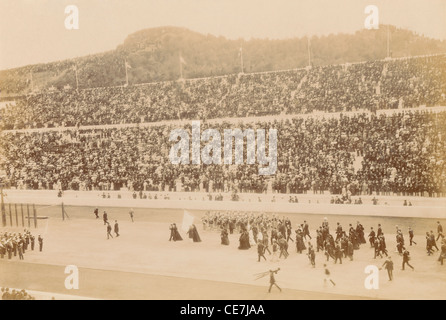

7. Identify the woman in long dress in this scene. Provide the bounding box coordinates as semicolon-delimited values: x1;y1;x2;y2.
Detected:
172;223;183;241
221;229;229;246
188;224;201;242
238;230;251;250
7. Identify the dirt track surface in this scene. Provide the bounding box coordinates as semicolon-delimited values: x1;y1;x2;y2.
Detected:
0;262;370;300
1;205;445;300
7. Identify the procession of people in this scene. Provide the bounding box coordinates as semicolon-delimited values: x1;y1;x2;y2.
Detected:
167;209;445;290
0;230;41;260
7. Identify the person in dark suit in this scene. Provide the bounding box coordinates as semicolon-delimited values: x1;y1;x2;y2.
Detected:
114;221;120;237
373;238;382;259
402;248;414;271
38;235;43;252
430;231;439;251
278;222;286;240
24;233;29;251
316;229;323;252
377;224;383;237
334;243;343;264
257;242;266;262
368;227;376;247
307;243;316;267
278;238;289;259
169;224;175;241
94;208;99;219
408;227;416;246
379;234;388;257
103;211;108;225
18;243;24;260
268;268;282;293
229;220;235;234
303;221;311;240
426;232;434;255
439;240;446;265
437;222;444;242
6;241;13;259
348;224;355;238
106;223;113;239
380;256;394;281
335;223;343;241
12;239;17;257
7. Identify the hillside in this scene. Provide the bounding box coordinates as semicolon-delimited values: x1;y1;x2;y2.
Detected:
1;25;445;96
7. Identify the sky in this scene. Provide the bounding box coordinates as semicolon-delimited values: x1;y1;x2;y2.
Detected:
0;0;445;70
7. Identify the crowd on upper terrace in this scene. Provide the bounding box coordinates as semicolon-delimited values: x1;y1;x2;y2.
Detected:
1;55;445;130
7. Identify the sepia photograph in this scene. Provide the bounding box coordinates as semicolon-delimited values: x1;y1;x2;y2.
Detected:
0;0;445;304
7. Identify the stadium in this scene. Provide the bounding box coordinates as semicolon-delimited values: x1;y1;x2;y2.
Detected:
1;7;446;301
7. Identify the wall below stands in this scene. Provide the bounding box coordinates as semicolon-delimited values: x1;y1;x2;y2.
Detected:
2;189;446;219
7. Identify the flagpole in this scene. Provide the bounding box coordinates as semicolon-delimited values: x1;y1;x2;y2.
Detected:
74;65;79;91
125;59;129;86
30;70;34;92
307;37;311;67
240;46;244;74
179;53;183;79
387;25;390;58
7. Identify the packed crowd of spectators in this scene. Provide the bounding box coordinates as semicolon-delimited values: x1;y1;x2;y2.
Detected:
1;288;36;300
1;110;445;196
1;55;445;130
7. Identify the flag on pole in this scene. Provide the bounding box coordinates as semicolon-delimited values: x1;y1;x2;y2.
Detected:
238;46;244;73
179;55;187;65
307;37;311;67
181;210;194;232
124;60;131;86
73;64;79;90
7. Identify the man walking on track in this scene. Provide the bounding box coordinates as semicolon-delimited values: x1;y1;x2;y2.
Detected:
268;268;282;293
303;221;311;240
18;243;24;260
106;223;113;239
439;240;446;265
437;221;444;242
38;235;43;252
129;209;134;222
380;256;394;281
257;242;267;262
103;211;108;225
409;227;416;246
402;248;414;271
114;220;120;237
324;264;336;287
